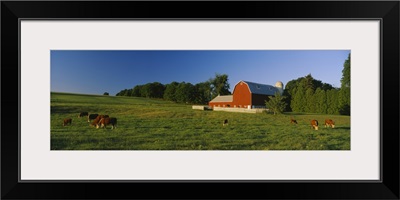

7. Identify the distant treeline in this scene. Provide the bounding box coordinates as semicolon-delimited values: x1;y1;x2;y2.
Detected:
283;54;350;115
116;74;231;105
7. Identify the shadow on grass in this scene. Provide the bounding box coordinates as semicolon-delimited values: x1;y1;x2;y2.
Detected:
334;127;351;130
193;109;213;112
51;139;69;150
136;126;173;129
283;112;323;116
51;106;78;114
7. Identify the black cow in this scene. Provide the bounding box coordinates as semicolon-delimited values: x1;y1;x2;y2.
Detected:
87;114;99;122
223;119;228;126
78;112;89;118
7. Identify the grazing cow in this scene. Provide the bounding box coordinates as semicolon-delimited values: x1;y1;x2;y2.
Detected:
324;119;335;128
90;115;110;127
290;118;298;124
87;114;99;122
96;115;109;120
97;117;117;129
223;119;228;126
311;119;319;130
78;112;89;118
63;118;72;126
91;118;101;127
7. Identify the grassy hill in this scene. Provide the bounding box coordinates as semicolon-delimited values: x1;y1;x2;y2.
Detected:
51;92;350;150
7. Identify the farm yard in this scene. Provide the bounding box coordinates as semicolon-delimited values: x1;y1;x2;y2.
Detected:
51;92;350;150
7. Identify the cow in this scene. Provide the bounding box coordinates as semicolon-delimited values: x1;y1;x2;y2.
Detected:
324;119;335;128
78;112;89;118
90;115;110;127
87;114;99;122
223;119;228;126
97;117;117;129
311;119;319;130
63;118;72;126
95;115;109;120
290;118;298;124
100;115;109;119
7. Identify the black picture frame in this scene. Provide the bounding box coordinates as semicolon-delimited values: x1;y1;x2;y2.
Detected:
2;1;399;199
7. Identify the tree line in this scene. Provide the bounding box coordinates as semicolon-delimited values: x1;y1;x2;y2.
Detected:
116;74;231;105
266;53;351;115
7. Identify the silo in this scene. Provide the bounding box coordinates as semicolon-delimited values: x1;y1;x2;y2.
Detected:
275;81;284;94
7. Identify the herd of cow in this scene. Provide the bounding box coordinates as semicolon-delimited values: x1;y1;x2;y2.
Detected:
220;118;335;131
63;112;334;131
62;112;117;129
312;119;335;130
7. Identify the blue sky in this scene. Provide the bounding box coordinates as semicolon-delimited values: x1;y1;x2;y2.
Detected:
51;50;350;96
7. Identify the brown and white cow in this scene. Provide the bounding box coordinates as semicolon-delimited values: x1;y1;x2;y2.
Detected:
311;119;319;130
63;118;72;126
78;112;89;118
90;115;110;127
97;117;117;129
87;114;99;122
324;119;335;128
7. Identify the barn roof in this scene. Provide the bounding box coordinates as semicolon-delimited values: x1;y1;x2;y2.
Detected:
209;95;233;103
240;81;280;96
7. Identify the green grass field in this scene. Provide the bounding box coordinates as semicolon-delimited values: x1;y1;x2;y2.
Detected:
51;92;350;150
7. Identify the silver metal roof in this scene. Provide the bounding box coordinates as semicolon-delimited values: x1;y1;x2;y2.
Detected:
240;81;280;96
209;95;233;102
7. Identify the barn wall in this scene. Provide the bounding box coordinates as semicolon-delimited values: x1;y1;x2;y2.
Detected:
252;94;271;106
213;107;266;113
232;82;252;108
208;101;232;107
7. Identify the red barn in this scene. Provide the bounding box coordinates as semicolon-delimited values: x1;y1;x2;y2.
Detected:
208;80;283;109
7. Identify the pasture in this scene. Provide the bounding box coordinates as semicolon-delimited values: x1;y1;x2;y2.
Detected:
51;92;350;150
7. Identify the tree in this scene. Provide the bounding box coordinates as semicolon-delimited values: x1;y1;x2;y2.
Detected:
314;88;327;114
163;82;179;102
148;82;165;98
265;92;287;115
341;53;351;88
303;74;315;90
209;73;231;99
326;89;340;114
282;89;292;112
125;89;132;96
132;85;142;97
321;83;334;91
194;81;212;105
115;89;127;96
339;53;351;115
291;84;306;112
140;84;150;98
284;79;299;96
305;88;315;113
135;82;166;99
175;82;196;103
103;92;109;96
115;89;132;96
